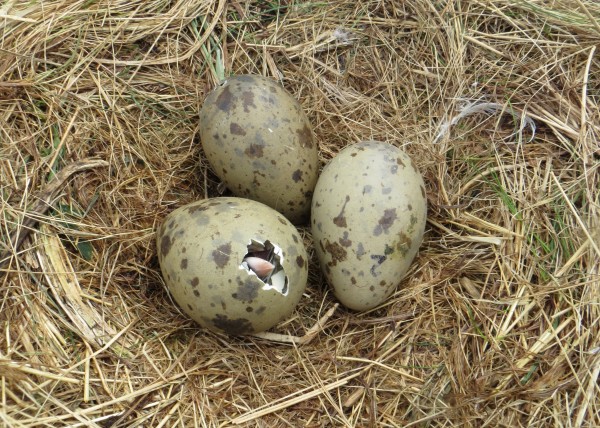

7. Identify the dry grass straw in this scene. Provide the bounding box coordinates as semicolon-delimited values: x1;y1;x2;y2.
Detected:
1;0;599;426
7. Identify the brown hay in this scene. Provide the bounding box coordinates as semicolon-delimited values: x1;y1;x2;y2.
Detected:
1;0;599;426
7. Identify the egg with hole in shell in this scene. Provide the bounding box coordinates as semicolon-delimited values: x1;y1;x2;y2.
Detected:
156;197;309;335
311;141;427;311
199;75;318;224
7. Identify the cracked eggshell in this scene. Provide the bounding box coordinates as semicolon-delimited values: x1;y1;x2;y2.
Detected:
156;197;309;335
311;141;427;311
199;75;319;224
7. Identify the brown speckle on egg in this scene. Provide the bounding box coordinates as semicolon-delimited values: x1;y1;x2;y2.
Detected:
324;240;347;266
339;231;352;247
373;208;398;236
234;277;260;302
212;243;231;268
244;144;264;158
333;195;350;227
211;314;254;336
292;169;303;183
160;235;172;257
241;91;256;112
215;86;234;112
230;123;246;135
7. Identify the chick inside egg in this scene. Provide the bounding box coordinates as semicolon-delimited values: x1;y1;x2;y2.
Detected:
240;239;288;295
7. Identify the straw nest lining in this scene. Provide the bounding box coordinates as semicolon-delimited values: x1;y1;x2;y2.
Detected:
1;0;599;426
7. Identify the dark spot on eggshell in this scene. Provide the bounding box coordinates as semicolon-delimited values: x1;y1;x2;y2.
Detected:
356;242;366;260
234;277;260;301
370;254;386;276
186;204;210;215
277;216;287;225
212;243;231;268
409;214;418;233
190;277;199;287
193;290;200;297
215;85;234;112
292;169;303;183
370;285;375;291
246;306;254;312
325;240;347;266
245;144;264;158
230;122;246;135
296;255;305;268
333;195;350;227
160;235;172;257
420;185;426;198
241;90;256;112
296;124;314;148
372;254;386;264
292;235;299;243
373;208;398;236
408;204;413;211
256;306;266;315
339;231;352;247
187;304;193;310
211;314;254;335
396;232;412;257
351;277;357;285
391;165;398;174
180;259;188;269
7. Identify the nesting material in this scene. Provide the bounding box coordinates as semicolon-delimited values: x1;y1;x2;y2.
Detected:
0;1;598;426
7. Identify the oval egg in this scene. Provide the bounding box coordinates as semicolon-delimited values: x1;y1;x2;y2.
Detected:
311;141;427;311
199;75;318;224
157;197;309;335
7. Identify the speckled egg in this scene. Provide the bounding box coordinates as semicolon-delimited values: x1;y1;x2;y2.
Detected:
199;75;318;224
311;141;427;311
156;197;309;335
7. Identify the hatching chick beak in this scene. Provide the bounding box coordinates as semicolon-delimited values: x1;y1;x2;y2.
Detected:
243;256;275;278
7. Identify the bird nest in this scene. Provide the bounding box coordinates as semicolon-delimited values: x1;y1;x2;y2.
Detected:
1;1;599;426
